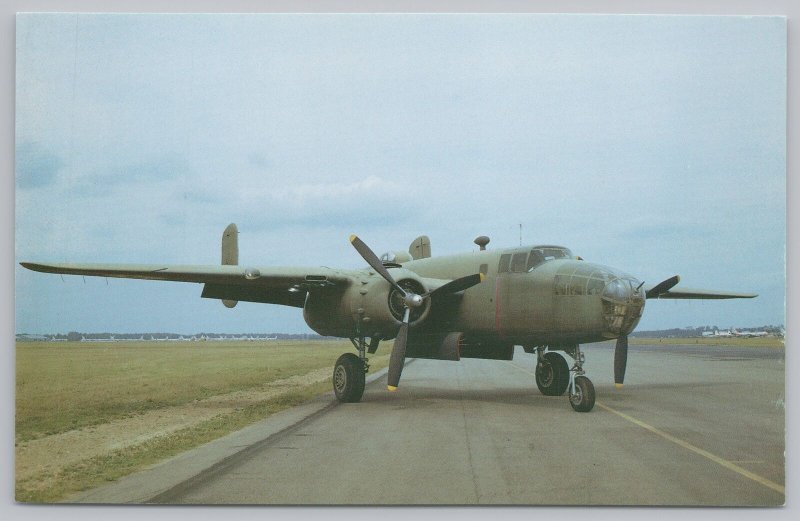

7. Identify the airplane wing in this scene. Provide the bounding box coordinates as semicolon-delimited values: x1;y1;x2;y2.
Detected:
645;286;757;300
19;262;355;308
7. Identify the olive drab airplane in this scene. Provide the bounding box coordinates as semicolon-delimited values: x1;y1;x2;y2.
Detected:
21;224;756;412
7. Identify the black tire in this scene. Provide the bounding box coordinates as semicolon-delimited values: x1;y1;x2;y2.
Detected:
333;353;366;403
569;376;595;412
535;352;570;396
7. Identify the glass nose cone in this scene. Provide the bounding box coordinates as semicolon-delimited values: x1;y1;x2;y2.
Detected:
601;276;645;337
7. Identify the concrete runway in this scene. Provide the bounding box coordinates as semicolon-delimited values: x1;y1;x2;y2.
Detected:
76;342;785;506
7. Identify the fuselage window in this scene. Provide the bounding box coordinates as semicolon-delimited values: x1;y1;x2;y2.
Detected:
498;254;512;273
554;275;567;295
568;275;589;295
511;252;528;273
587;277;605;295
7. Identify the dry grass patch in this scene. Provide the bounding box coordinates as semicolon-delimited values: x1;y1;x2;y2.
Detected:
16;340;390;503
17;340;357;442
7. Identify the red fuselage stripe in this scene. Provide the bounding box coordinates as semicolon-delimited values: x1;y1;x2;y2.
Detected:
495;277;502;337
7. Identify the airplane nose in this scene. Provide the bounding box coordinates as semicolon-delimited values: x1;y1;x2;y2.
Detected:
601;275;645;337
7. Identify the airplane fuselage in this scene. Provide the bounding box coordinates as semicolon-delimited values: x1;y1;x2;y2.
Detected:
303;245;646;351
405;247;646;347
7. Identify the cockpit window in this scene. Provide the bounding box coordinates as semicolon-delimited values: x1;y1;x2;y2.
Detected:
498;254;511;273
510;252;527;273
527;246;572;271
526;250;545;271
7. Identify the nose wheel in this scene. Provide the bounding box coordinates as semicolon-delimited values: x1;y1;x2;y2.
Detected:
569;375;595;412
566;344;595;412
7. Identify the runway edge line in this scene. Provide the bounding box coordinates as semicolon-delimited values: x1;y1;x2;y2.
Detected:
594;402;785;496
502;359;785;497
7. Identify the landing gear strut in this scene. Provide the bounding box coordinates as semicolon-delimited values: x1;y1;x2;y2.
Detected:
531;345;596;412
564;344;595;412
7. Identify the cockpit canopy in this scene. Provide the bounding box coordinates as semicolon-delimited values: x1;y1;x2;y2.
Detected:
498;245;574;273
380;250;413;264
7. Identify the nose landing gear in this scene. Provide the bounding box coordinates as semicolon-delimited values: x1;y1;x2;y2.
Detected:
566;344;595;412
533;344;596;412
569;375;595;412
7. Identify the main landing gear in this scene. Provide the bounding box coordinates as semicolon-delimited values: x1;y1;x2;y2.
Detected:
534;345;595;412
332;335;377;403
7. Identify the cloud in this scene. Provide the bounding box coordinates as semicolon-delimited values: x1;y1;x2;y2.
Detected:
247;152;270;170
159;174;415;231
265;175;396;201
14;14;785;334
95;154;191;186
64;153;193;197
15;142;64;189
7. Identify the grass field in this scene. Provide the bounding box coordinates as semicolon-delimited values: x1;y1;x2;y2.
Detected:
16;340;389;502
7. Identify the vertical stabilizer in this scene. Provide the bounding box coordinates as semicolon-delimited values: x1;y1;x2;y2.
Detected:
409;235;431;259
221;223;238;308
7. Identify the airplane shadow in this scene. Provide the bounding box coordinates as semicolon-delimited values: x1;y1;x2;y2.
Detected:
361;384;574;410
359;379;732;409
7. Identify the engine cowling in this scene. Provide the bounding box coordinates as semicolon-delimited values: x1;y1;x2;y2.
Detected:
303;268;431;339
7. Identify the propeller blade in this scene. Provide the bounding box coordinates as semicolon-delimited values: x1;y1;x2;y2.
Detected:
349;235;406;295
646;275;680;299
425;273;484;298
614;335;628;388
387;308;411;391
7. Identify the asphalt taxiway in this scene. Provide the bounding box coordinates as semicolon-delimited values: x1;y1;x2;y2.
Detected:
73;342;785;506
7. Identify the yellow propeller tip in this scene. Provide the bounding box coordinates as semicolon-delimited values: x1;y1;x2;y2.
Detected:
387;385;397;392
479;273;485;282
349;234;357;243
615;383;624;389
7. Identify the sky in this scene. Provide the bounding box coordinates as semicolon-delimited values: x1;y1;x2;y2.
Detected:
14;13;786;334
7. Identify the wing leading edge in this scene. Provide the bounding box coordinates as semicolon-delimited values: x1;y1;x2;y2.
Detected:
20;262;355;308
648;288;757;300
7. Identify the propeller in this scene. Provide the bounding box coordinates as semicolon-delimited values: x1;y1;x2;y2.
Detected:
614;335;628;388
423;273;484;298
645;275;680;299
349;235;484;391
614;275;679;387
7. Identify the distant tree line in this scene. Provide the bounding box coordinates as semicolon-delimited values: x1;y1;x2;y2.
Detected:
18;325;785;342
16;332;336;342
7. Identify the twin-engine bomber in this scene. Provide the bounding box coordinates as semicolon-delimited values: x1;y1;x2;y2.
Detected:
21;224;756;412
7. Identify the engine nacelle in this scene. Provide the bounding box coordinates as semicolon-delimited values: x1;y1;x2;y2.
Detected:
303;268;431;339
